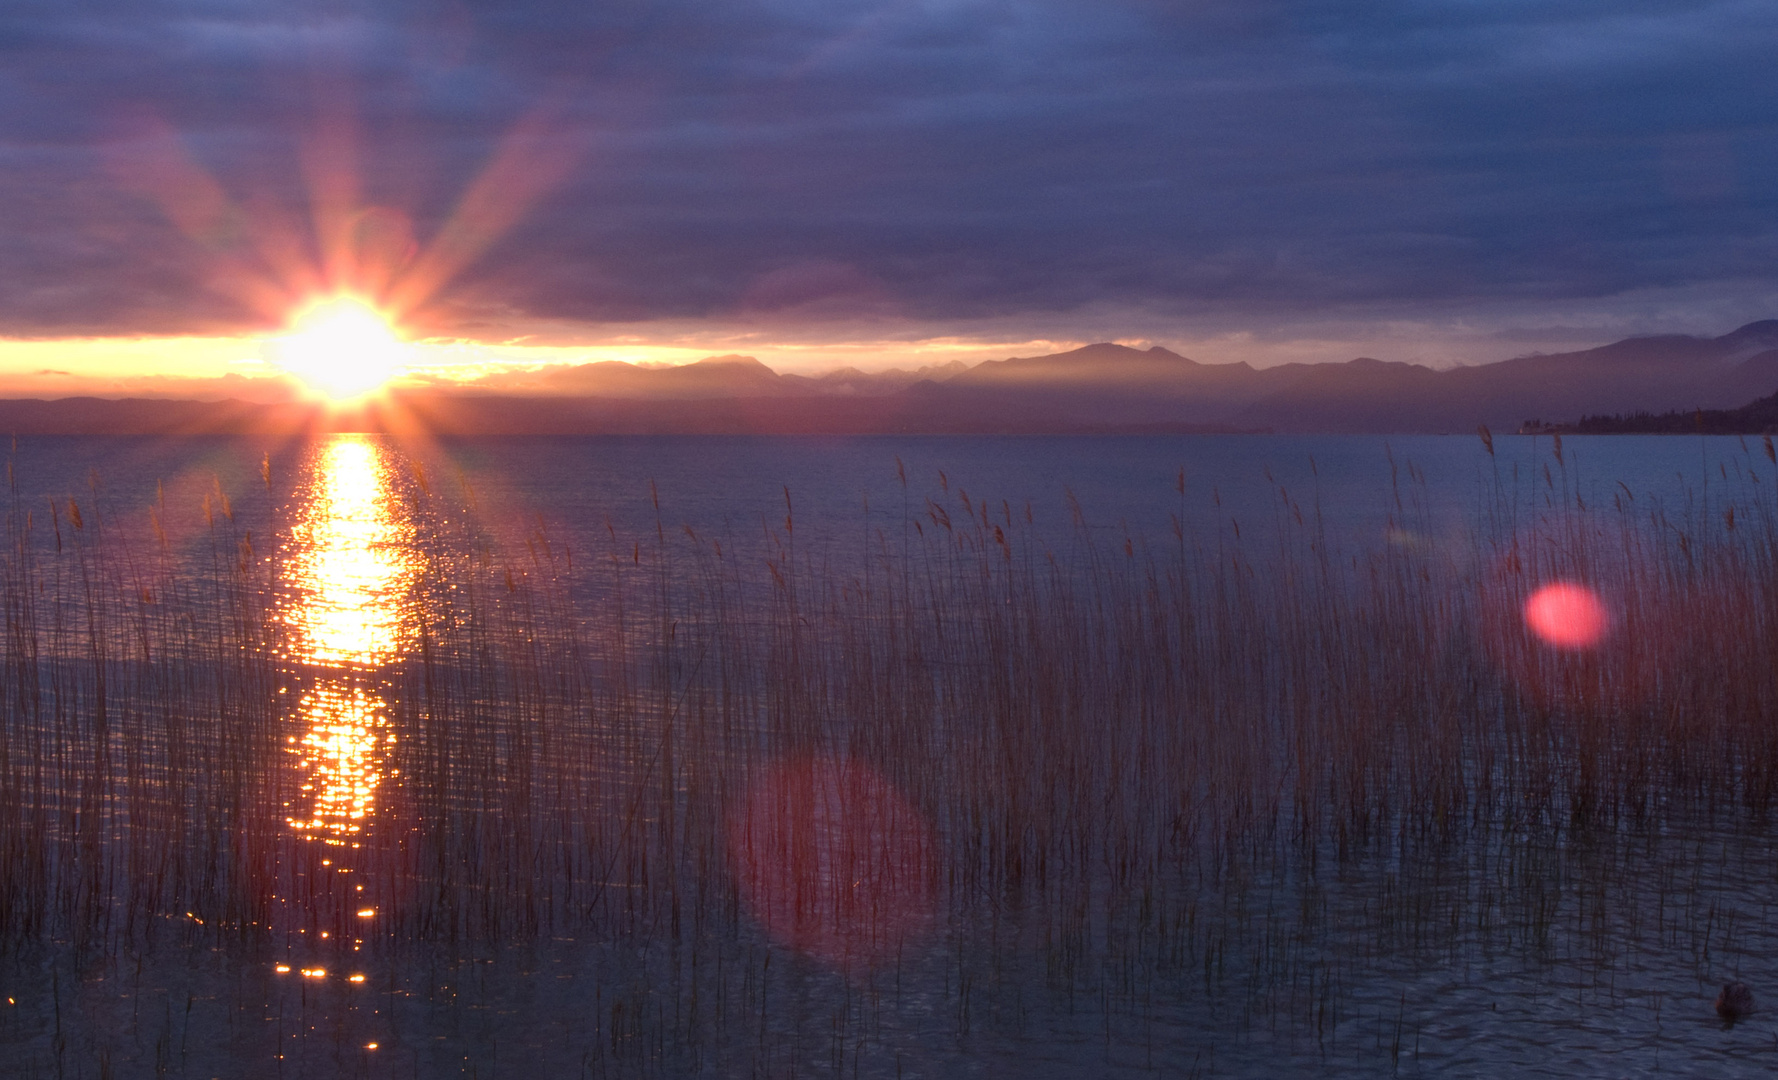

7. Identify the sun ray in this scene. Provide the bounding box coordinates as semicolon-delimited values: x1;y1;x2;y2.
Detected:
115;94;583;369
384;101;586;321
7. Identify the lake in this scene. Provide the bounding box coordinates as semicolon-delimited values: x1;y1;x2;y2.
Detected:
1;433;1775;1077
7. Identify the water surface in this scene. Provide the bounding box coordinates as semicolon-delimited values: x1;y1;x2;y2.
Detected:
1;433;1774;1077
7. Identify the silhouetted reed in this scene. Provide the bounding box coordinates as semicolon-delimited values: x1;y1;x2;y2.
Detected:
2;435;1776;1073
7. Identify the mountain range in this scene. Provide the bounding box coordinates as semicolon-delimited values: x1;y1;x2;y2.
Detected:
440;320;1778;433
2;321;1775;434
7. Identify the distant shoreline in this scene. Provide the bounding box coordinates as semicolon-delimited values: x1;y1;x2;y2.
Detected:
0;395;1269;437
1521;387;1778;436
12;389;1778;436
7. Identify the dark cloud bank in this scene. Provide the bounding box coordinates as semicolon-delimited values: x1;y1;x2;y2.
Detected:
0;0;1774;345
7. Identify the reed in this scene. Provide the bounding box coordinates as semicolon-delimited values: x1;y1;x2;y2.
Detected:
1;435;1775;1074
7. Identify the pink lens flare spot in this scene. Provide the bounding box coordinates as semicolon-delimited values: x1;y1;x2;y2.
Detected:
728;755;938;969
1524;582;1611;650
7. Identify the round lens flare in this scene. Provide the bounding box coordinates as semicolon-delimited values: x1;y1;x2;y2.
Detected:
1523;581;1611;650
275;298;407;400
728;756;938;969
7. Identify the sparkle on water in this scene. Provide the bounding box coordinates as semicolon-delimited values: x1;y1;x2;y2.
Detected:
282;438;415;667
280;437;414;842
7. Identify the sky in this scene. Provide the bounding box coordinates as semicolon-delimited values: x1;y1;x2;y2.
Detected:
1;0;1775;396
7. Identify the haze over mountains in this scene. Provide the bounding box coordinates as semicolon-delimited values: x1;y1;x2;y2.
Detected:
435;319;1778;432
3;322;1776;435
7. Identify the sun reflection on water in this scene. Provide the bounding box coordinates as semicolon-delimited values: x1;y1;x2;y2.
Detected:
281;437;416;843
285;439;415;667
288;684;388;838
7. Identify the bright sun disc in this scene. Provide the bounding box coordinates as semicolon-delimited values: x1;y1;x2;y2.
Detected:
276;298;406;400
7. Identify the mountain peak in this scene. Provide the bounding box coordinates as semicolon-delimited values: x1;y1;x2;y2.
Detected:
1049;342;1190;363
1721;320;1778;345
974;342;1198;371
691;353;770;369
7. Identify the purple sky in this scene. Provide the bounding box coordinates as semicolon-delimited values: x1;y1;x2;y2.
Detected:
1;0;1775;379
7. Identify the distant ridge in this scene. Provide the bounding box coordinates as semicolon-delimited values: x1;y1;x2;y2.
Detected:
1;322;1774;434
0;397;321;435
886;321;1778;432
461;353;972;398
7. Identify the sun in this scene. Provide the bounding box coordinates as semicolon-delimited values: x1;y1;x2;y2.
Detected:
274;297;408;400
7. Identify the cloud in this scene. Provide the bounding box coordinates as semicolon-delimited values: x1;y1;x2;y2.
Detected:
0;0;1772;356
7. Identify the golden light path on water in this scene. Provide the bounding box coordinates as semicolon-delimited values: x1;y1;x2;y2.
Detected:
280;437;417;844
